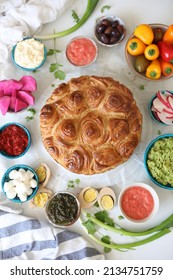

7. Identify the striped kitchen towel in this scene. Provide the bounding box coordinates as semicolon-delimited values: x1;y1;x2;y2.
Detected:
0;209;105;260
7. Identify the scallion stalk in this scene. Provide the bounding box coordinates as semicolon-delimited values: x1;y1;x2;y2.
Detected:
34;0;100;40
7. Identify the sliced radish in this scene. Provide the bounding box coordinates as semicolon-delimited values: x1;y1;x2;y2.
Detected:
152;98;166;113
20;76;37;92
163;108;173;115
15;98;28;112
17;90;35;105
157;111;173;125
0;96;10;115
167;95;173;111
0;79;23;94
157;91;170;108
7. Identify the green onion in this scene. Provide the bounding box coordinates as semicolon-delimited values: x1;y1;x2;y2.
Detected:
34;0;99;40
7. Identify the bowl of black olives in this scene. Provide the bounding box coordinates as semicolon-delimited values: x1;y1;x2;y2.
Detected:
95;15;126;47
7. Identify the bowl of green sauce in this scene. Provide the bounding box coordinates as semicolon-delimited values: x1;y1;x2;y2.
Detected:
144;134;173;190
45;191;81;228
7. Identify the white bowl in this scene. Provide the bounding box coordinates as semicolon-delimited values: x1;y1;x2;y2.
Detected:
118;183;159;223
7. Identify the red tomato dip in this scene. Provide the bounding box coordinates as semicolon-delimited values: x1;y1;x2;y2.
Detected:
121;186;154;220
0;125;28;156
66;37;97;66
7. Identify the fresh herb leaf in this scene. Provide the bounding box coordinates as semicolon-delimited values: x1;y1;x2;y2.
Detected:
94;210;115;226
158;130;161;135
82;219;97;235
101;235;112;253
27;108;36;115
118;215;124;220
47;49;61;56
139;84;145;90
101;5;111;13
25;116;34;122
54;69;66;80
49;63;58;72
72;9;80;23
32;69;39;73
67;179;80;189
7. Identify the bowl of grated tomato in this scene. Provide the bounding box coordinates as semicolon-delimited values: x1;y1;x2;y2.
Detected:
0;122;31;159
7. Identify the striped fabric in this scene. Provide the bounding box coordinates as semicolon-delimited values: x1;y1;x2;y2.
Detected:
0;210;104;260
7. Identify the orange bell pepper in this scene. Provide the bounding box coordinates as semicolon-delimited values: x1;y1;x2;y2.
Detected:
163;24;173;44
159;57;173;76
146;59;161;79
144;44;160;60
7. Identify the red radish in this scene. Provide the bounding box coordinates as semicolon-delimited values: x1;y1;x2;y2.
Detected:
0;96;10;115
15;98;28;112
9;91;17;110
17;90;35;105
156;91;171;108
167;95;173;111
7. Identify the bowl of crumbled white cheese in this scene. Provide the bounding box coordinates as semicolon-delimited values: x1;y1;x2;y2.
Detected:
12;37;47;71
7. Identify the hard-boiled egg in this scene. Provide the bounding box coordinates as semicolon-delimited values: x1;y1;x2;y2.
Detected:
97;187;116;210
78;187;98;209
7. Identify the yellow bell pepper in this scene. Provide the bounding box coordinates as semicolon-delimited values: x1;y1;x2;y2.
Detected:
134;24;154;45
144;44;160;60
127;38;146;56
146;59;161;79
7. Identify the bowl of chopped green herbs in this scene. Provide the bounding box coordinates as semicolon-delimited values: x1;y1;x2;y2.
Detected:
144;134;173;190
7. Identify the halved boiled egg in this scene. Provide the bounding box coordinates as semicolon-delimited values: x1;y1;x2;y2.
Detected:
35;163;51;188
78;187;98;209
97;187;116;210
30;188;53;208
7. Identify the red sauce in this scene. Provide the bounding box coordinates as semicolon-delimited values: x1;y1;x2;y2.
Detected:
121;186;154;220
66;37;97;66
0;125;28;156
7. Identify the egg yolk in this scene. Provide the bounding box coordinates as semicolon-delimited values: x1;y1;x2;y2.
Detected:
33;192;49;208
83;188;97;203
101;195;114;210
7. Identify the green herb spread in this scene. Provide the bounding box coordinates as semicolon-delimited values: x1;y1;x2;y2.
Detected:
47;193;79;225
147;137;173;186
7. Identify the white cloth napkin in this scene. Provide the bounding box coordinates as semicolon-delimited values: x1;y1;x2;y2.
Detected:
0;0;74;63
0;208;105;260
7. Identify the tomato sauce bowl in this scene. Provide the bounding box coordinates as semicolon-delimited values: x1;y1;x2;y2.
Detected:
0;122;31;159
66;36;98;67
118;183;159;223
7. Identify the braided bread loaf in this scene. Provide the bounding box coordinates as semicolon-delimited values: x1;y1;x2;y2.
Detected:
40;76;142;175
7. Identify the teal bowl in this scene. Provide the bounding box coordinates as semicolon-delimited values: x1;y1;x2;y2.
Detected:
144;134;173;190
0;122;31;159
1;164;39;203
148;90;173;125
12;37;47;71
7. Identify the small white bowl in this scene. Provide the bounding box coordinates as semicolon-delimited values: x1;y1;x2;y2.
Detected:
94;15;126;47
118;183;159;223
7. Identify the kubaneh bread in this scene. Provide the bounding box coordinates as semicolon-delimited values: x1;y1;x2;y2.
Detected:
40;75;142;175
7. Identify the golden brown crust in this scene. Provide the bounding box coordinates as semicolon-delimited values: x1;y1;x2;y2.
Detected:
40;75;142;174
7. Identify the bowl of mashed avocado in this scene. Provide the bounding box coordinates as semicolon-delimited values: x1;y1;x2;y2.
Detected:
144;134;173;190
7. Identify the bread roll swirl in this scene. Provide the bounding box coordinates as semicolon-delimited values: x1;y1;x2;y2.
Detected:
40;76;142;174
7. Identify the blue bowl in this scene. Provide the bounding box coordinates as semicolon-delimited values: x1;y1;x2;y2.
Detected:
148;90;173;125
0;122;31;159
144;134;173;190
12;37;47;71
1;164;39;203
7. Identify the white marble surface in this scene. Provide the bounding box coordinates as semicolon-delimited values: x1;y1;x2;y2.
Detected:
1;0;173;260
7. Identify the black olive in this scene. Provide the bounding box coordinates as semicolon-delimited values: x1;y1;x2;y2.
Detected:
96;23;106;34
104;26;113;35
110;36;119;44
111;29;121;38
100;33;110;44
101;19;110;27
111;20;119;29
117;24;124;35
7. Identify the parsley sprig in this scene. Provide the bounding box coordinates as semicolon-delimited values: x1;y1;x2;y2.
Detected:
48;33;66;80
25;108;37;122
72;10;80;23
